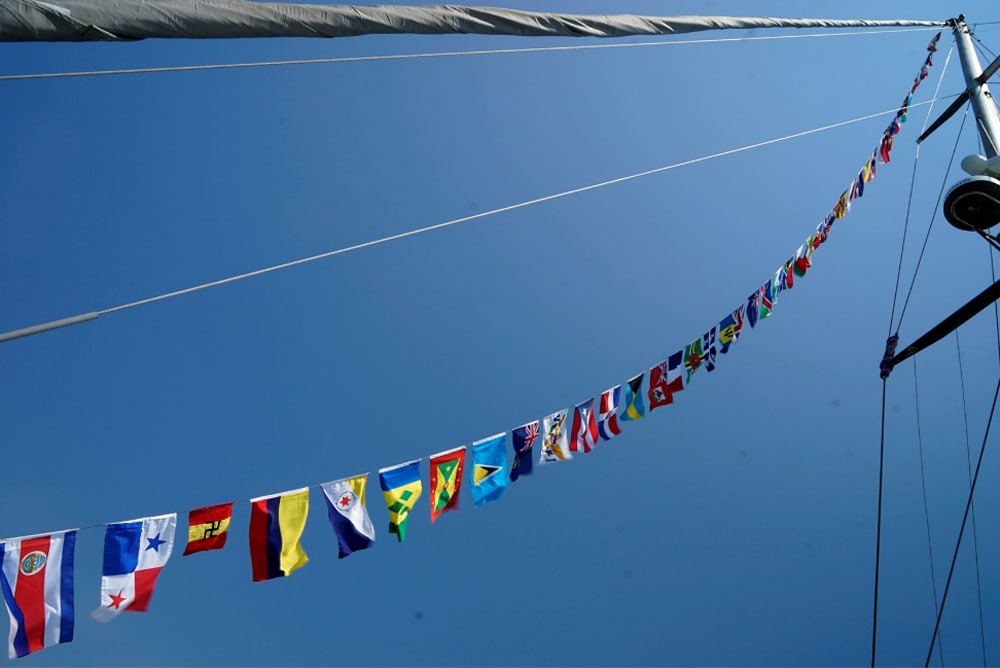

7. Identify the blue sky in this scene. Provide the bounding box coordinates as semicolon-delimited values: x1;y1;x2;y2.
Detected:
3;1;1000;665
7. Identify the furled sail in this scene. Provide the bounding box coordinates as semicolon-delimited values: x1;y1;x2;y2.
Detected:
1;1;944;42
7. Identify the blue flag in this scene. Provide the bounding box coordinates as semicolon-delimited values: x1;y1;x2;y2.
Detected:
471;433;509;507
510;421;538;481
620;373;645;421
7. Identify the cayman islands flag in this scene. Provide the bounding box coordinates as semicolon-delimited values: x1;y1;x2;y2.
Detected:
471;433;509;507
569;399;598;454
0;530;76;659
320;475;375;559
248;488;309;582
429;447;466;523
597;385;622;440
379;460;423;542
183;502;233;556
90;513;176;623
510;420;539;481
620;374;645;421
539;409;571;464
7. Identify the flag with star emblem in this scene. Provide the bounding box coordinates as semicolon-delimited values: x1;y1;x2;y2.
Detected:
182;502;233;556
0;530;77;659
718;306;744;354
428;447;466;522
471;433;509;506
510;420;538;481
248;488;309;582
597;385;622;440
683;338;705;383
620;373;645;421
379;460;423;542
320;475;375;559
90;513;176;623
569;398;598;453
539;409;571;464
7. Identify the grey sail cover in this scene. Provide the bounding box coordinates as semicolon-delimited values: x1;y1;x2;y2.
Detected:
1;1;944;42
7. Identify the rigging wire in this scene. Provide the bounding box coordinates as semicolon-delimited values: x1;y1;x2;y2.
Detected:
0;28;941;82
924;373;1000;668
912;358;945;667
873;381;888;668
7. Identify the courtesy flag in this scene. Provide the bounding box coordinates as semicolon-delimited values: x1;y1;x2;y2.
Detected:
621;374;645;421
320;475;375;558
248;488;309;582
746;291;760;328
90;514;176;622
597;386;622;440
718;306;744;354
471;433;509;507
510;420;539;481
183;502;233;556
379;460;423;542
569;398;598;453
429;447;466;522
702;327;718;372
760;279;774;319
0;530;76;659
683;339;705;383
539;409;571;463
648;353;683;410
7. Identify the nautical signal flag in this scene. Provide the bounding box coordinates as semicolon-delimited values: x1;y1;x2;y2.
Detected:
539;409;571;464
0;530;76;659
379;460;423;542
320;475;375;559
620;374;645;421
248;488;309;582
597;386;622;440
90;514;176;623
569;399;598;454
429;447;466;523
510;420;539;481
471;433;509;507
183;502;234;556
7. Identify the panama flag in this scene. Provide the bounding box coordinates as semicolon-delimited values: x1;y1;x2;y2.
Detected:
320;475;375;559
510;420;539;481
569;398;598;453
539;409;571;464
0;530;76;659
90;514;175;623
597;385;622;440
471;433;510;507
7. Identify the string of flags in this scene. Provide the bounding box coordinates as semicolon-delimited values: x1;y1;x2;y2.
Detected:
0;32;940;660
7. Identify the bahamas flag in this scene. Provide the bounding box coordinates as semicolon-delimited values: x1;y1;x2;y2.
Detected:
429;447;465;523
471;433;509;507
379;460;423;542
248;488;309;582
620;373;645;421
320;475;375;559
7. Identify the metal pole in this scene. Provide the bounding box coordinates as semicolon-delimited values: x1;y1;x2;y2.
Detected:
953;17;1000;157
0;312;99;344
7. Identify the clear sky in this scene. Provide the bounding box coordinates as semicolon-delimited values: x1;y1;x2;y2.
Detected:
2;1;1000;665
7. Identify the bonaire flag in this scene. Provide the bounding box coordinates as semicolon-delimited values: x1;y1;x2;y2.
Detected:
90;514;175;623
471;433;509;507
248;488;309;582
183;502;234;556
620;373;645;421
539;409;571;464
569;399;598;454
320;475;375;559
429;447;466;523
379;460;423;542
0;530;76;659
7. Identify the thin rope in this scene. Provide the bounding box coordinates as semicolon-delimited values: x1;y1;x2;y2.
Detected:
912;358;945;666
96;100;943;316
873;380;888;668
955;329;988;667
924;373;1000;668
0;28;940;82
897;106;969;329
889;44;954;333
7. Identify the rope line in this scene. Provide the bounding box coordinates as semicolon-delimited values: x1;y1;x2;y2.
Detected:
924;373;1000;667
912;358;945;666
873;380;888;668
0;28;941;82
94;100;946;316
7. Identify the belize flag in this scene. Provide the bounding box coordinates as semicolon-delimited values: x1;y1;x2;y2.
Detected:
0;530;76;659
90;514;176;623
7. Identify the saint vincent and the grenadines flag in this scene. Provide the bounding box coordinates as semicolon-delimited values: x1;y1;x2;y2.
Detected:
379;460;423;542
183;502;234;556
249;488;309;582
0;530;76;659
429;447;466;522
471;433;509;506
320;475;375;558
